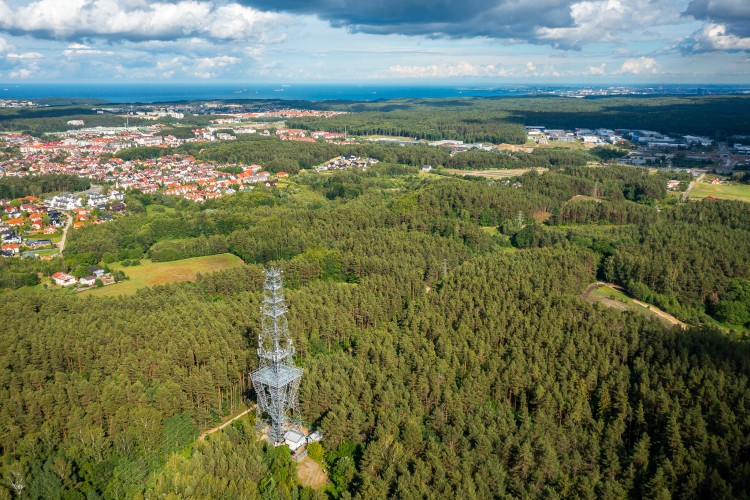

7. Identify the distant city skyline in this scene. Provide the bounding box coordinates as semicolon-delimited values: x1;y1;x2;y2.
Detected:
0;0;748;84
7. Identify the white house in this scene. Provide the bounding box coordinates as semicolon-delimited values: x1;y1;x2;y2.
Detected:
52;272;77;287
683;135;713;147
47;193;83;211
79;276;97;286
88;194;109;207
284;430;307;452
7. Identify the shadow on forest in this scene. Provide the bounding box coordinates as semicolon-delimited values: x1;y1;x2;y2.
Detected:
667;326;750;375
0;107;97;122
504;97;750;136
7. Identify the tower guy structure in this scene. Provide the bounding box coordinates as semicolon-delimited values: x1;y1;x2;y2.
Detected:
251;269;303;445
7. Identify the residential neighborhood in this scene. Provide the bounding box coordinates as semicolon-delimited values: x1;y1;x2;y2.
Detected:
2;103;749;265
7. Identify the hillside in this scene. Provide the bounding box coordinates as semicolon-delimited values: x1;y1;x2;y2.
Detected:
0;164;749;498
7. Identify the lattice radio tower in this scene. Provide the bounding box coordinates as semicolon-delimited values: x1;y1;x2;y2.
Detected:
251;269;303;445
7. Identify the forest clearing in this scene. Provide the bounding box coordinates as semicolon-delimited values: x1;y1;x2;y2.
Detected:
583;282;687;328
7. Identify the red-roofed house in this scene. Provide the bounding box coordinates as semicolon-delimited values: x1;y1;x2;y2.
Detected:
52;272;77;287
1;243;19;254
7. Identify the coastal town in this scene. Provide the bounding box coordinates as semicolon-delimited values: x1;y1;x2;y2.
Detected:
2;99;750;264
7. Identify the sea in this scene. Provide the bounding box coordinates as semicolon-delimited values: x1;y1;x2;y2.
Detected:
0;83;748;104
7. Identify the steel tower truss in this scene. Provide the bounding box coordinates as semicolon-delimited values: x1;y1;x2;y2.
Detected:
251;269;303;444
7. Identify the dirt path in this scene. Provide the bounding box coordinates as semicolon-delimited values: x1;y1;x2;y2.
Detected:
681;173;704;201
58;213;73;256
199;407;253;441
583;282;688;329
196;406;329;488
629;295;688;329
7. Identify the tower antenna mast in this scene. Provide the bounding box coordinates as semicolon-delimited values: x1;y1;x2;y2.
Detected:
251;269;303;444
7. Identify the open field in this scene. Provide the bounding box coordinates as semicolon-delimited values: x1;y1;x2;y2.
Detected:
583;283;687;329
444;168;548;178
82;253;244;297
690;181;750;202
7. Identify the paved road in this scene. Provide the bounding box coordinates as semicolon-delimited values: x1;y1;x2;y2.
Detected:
716;142;737;173
57;213;73;256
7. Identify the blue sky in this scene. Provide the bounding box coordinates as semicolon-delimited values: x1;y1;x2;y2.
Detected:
0;0;748;83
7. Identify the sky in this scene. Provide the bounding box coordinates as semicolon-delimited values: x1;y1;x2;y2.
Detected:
0;0;748;84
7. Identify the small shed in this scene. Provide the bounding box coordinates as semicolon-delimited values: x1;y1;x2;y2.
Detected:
307;431;322;443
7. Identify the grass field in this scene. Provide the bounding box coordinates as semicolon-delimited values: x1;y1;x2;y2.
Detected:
82;253;244;297
690;181;750;202
31;248;60;257
444;168;548;178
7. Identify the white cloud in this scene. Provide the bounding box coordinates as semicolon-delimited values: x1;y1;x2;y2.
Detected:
6;52;43;59
196;56;241;69
615;57;660;74
0;36;12;54
150;54;242;79
193;55;240;78
156;57;186;72
258;61;282;76
9;68;32;79
246;46;265;60
537;0;685;48
382;61;509;78
378;60;581;79
587;63;606;75
63;43;114;56
0;0;282;42
682;23;750;52
204;4;282;41
524;63;563;77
